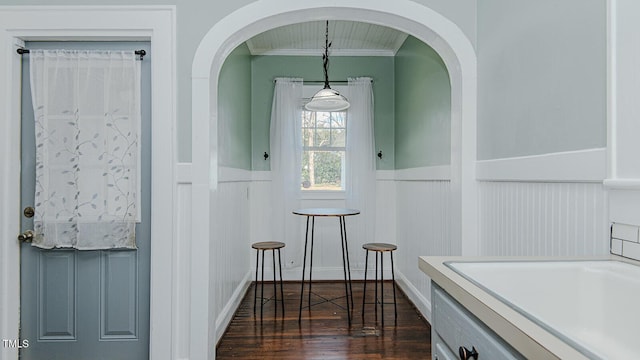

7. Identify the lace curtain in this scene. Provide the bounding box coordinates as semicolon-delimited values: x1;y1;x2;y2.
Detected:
30;49;141;250
270;78;303;267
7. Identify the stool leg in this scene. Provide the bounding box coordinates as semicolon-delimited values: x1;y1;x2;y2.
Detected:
362;249;369;318
374;251;378;321
391;251;397;321
381;251;384;327
254;249;259;315
261;249;265;321
278;248;285;316
272;249;277;316
309;216;315;308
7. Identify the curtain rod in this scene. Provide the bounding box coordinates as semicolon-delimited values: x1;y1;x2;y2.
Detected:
16;48;146;60
273;79;374;84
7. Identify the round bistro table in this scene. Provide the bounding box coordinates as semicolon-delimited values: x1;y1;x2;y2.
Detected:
292;208;360;325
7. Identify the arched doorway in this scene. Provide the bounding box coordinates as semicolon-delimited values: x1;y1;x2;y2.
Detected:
190;1;477;357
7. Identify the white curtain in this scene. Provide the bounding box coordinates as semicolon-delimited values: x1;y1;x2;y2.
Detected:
270;78;304;267
346;77;376;249
30;49;141;250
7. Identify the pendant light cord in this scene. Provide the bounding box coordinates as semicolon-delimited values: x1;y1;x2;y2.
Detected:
322;20;331;89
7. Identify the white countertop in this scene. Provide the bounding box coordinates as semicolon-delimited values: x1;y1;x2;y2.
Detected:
419;254;640;360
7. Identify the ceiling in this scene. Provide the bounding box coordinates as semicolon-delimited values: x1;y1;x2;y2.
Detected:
246;20;409;57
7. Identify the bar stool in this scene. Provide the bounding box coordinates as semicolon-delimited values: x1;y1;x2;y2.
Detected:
252;241;285;320
362;243;397;326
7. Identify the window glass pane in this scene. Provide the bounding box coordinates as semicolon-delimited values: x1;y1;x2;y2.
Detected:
331;128;345;147
301;150;344;191
302;111;315;128
316;112;331;128
314;129;331;147
302;128;312;147
330;112;346;128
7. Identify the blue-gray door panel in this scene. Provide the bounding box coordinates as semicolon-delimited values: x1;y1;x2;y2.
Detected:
20;41;151;360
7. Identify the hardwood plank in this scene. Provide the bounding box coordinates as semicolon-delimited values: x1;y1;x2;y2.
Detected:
216;281;431;359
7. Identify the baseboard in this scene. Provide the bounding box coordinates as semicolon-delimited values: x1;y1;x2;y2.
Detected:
215;271;253;345
394;271;431;323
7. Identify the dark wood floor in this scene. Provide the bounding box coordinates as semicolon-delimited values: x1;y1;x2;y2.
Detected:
216;281;432;359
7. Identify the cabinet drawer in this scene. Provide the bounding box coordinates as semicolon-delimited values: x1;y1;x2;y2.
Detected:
433;333;458;360
432;284;524;360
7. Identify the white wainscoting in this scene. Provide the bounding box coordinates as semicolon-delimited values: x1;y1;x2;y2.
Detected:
176;164;253;351
476;148;609;257
395;179;452;322
210;168;252;344
174;164;193;360
478;181;608;256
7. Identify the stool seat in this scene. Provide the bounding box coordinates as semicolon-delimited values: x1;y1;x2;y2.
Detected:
363;243;397;252
252;241;285;320
362;242;398;326
252;241;285;250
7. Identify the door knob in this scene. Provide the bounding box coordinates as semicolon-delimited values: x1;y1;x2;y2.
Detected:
23;206;35;218
18;230;34;243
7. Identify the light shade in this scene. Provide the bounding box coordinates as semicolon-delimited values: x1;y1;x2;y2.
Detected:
305;87;350;112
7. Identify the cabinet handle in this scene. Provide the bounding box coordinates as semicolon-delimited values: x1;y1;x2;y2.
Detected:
459;346;479;360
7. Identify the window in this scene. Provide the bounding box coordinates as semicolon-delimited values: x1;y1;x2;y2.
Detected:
301;110;346;191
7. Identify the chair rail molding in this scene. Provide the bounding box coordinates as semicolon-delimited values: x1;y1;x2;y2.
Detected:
0;6;176;360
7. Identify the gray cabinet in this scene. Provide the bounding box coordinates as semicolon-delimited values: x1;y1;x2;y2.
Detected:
431;283;524;360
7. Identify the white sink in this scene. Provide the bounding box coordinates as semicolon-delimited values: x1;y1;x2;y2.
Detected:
447;260;639;359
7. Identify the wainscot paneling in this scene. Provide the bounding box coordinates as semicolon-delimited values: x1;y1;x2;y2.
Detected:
210;168;252;344
395;179;452;323
174;170;192;360
478;181;608;256
175;165;253;352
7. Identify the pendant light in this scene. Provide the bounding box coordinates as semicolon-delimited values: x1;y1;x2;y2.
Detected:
305;21;350;112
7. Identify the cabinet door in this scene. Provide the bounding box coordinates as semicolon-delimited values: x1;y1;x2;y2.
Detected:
432;284;524;360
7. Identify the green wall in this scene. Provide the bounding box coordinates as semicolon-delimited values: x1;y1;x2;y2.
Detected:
0;2;479;162
251;55;395;170
394;36;451;169
218;43;252;169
